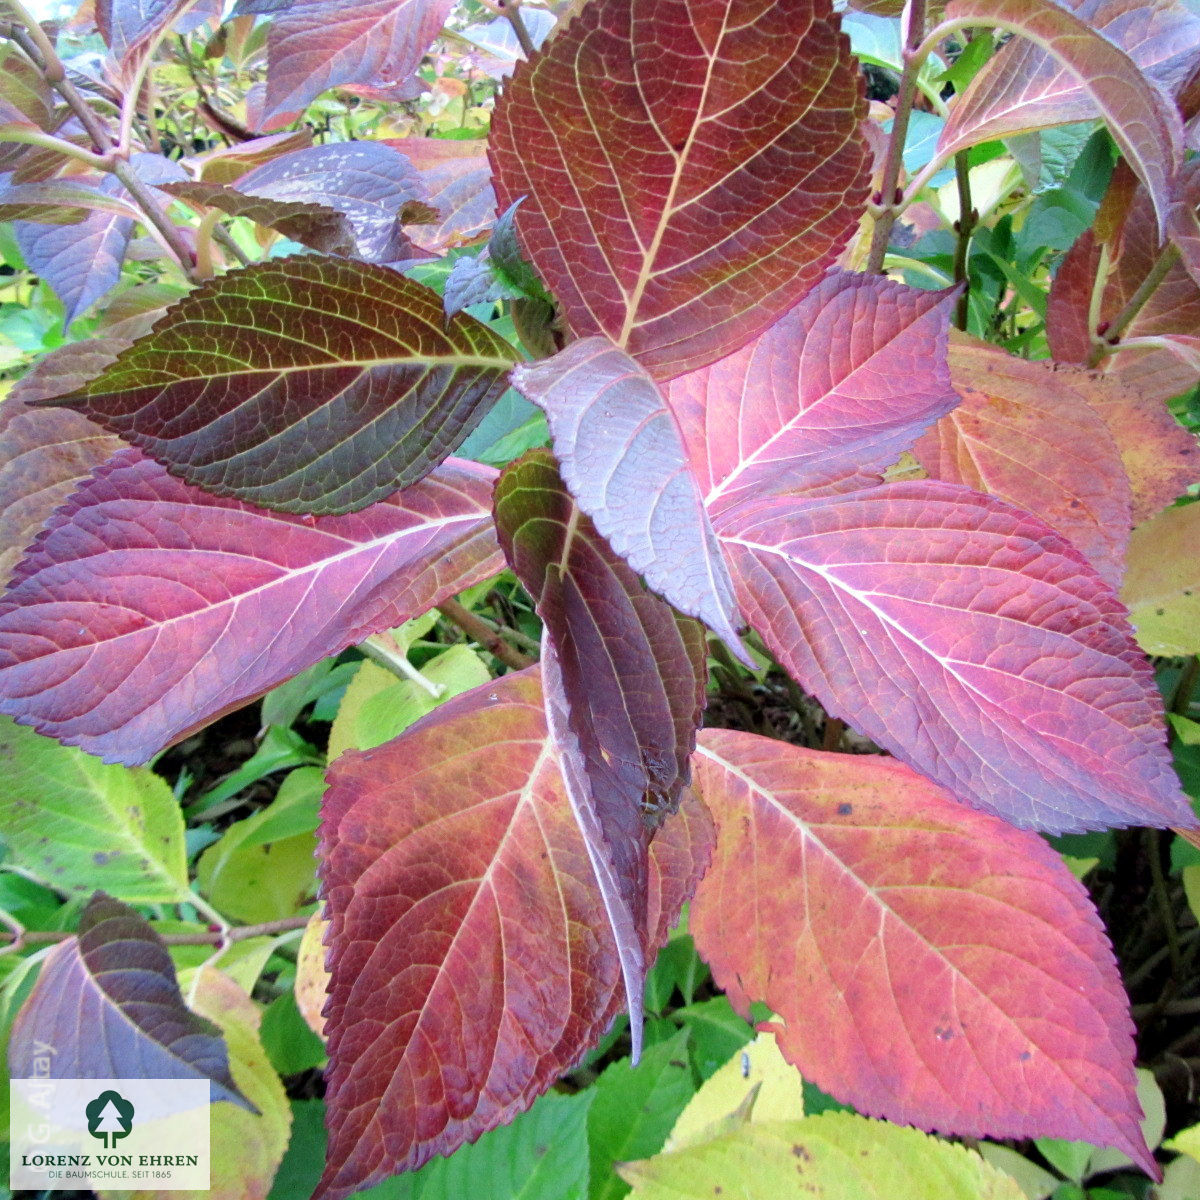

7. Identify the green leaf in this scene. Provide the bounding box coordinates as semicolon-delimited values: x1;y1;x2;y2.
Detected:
260;991;327;1077
1034;1138;1093;1182
644;928;707;1014
674;997;754;1082
327;644;491;760
589;1029;697;1200
260;658;360;728
620;1113;1027;1199
185;725;321;819
0;715;188;902
194;772;322;922
381;1089;595;1200
58;258;518;515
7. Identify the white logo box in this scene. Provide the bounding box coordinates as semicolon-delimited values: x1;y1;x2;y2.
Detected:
10;1077;211;1191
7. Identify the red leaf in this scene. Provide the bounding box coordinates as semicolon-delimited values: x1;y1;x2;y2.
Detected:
688;728;1154;1175
717;481;1192;832
0;342;128;589
9;894;251;1109
489;0;870;380
916;338;1132;587
941;0;1183;235
317;668;713;1200
942;0;1200;149
494;450;707;1055
664;272;959;514
0;450;503;764
56;258;517;515
511;337;749;662
262;0;456;120
381;137;495;253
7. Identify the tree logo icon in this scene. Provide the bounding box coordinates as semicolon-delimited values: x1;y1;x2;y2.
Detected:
85;1090;135;1149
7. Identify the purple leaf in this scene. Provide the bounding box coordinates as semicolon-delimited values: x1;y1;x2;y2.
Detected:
262;0;457;120
228;141;432;262
664;272;960;513
717;481;1193;833
16;176;134;329
8;894;252;1108
0;450;504;764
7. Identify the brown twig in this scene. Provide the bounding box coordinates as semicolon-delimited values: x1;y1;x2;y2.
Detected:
480;0;537;57
865;0;928;274
0;913;310;955
951;150;977;329
438;598;535;671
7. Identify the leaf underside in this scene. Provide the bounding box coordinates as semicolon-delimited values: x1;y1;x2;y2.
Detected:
512;337;749;661
494;450;707;1057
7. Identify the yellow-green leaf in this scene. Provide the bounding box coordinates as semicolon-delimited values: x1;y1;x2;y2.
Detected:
620;1113;1026;1200
0;715;188;902
294;909;329;1040
194;770;321;923
99;968;291;1200
327;643;491;760
1123;503;1200;655
666;1033;804;1152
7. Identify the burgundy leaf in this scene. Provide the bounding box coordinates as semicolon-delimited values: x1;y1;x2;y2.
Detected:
664;271;959;513
943;0;1200;150
940;0;1183;235
916;338;1133;587
262;0;456;120
0;340;128;589
717;481;1192;832
511;338;749;663
382;136;495;252
223;141;431;262
489;0;870;380
162;179;358;256
8;894;251;1108
0;450;504;763
317;668;713;1199
16;177;134;329
493;450;707;1055
56;258;517;515
689;729;1154;1174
